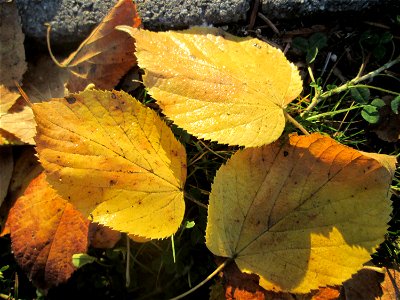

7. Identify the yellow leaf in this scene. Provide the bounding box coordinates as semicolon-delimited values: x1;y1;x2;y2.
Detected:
0;104;36;145
33;90;186;238
119;26;302;147
206;133;394;293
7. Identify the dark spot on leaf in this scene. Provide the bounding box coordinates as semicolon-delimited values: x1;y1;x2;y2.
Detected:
109;179;117;186
65;96;76;104
111;93;116;99
283;151;289;157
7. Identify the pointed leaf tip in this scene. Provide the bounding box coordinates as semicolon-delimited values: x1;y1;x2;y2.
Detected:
33;89;186;239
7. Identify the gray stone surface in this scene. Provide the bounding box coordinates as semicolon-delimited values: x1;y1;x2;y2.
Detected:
261;0;400;19
13;0;400;48
15;0;117;46
135;0;251;30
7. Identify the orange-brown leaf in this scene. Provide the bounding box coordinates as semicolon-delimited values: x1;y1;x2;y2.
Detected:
8;173;90;290
380;268;400;300
0;147;42;236
62;0;141;92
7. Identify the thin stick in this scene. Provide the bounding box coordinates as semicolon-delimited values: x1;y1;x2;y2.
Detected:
284;111;310;135
169;258;232;300
184;192;208;209
257;12;280;34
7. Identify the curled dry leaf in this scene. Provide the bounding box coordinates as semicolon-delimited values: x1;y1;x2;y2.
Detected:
61;0;141;92
8;173;90;290
206;133;395;293
380;267;400;300
339;267;384;300
23;56;69;102
33;89;186;238
0;1;27;86
119;26;302;147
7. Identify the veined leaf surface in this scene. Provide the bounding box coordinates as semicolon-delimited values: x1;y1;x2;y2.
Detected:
33;89;186;238
206;133;395;292
120;26;302;147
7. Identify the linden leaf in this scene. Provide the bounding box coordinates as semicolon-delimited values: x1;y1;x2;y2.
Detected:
206;133;394;293
0;100;36;145
8;173;90;290
0;85;20;115
33;89;186;238
62;0;141;92
119;26;302;147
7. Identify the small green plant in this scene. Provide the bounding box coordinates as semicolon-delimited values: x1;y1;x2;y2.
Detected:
292;32;328;63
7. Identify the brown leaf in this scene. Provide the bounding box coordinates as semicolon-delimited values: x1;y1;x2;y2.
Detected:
380;267;400;300
62;0;141;92
310;287;341;300
8;173;90;290
221;259;295;300
0;1;27;86
89;223;121;249
339;267;384;299
0;146;42;236
23;56;69;102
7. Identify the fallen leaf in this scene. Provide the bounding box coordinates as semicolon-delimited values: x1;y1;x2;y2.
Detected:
222;260;295;300
338;267;383;299
380;267;400;300
0;147;13;208
0;146;42;236
0;99;36;144
8;173;90;290
0;1;27;86
23;56;69;102
62;0;141;92
206;133;395;293
309;287;341;300
33;89;186;238
89;223;121;249
0;85;20;114
119;26;302;147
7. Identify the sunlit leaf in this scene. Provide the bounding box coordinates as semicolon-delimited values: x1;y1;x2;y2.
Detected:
206;133;394;293
120;26;302;147
33;89;186;238
8;173;90;290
